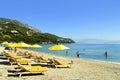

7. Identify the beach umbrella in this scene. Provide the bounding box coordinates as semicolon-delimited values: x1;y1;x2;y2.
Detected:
6;42;15;47
13;42;31;48
7;42;31;48
31;44;42;48
48;44;70;50
48;44;70;55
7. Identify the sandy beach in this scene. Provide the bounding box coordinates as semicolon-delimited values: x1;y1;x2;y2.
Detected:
0;47;120;80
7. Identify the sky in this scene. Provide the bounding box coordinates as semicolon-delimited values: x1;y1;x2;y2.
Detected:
0;0;120;42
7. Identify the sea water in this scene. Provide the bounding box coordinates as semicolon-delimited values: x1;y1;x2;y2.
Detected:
28;43;120;63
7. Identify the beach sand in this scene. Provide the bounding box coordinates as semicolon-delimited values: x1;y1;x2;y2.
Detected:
0;47;120;80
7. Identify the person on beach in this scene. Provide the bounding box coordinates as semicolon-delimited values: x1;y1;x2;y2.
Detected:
76;51;80;58
14;47;17;53
66;50;68;56
104;51;108;60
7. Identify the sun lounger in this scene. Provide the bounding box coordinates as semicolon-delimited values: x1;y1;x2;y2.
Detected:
0;51;5;56
11;57;32;65
17;51;29;57
8;62;47;77
52;59;71;68
36;56;51;63
28;52;37;58
3;50;33;65
3;50;22;58
0;51;8;59
3;50;23;61
34;58;71;68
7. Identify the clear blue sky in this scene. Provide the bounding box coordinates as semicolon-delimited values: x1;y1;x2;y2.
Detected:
0;0;120;41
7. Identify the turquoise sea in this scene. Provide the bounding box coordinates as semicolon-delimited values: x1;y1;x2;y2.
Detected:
28;43;120;63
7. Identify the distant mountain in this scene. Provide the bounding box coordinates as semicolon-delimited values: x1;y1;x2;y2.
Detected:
77;39;120;44
0;18;75;44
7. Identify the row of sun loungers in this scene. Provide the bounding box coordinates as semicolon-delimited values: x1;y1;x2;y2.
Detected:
17;51;71;68
1;50;71;77
3;50;32;65
8;62;47;77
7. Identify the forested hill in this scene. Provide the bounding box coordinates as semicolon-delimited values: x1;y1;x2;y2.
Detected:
0;18;75;44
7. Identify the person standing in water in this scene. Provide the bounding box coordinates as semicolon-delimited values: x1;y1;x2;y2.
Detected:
76;51;80;58
66;50;68;56
104;51;108;60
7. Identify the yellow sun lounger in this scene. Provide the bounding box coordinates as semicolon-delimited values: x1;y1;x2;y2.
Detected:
8;62;47;77
52;59;71;68
3;50;22;59
28;52;37;58
3;50;32;65
36;56;50;63
10;57;32;65
17;63;47;72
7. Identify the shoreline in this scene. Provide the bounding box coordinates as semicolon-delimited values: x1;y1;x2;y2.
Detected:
26;48;120;65
0;47;120;80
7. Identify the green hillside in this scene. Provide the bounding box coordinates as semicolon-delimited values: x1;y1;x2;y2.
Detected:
0;18;75;44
